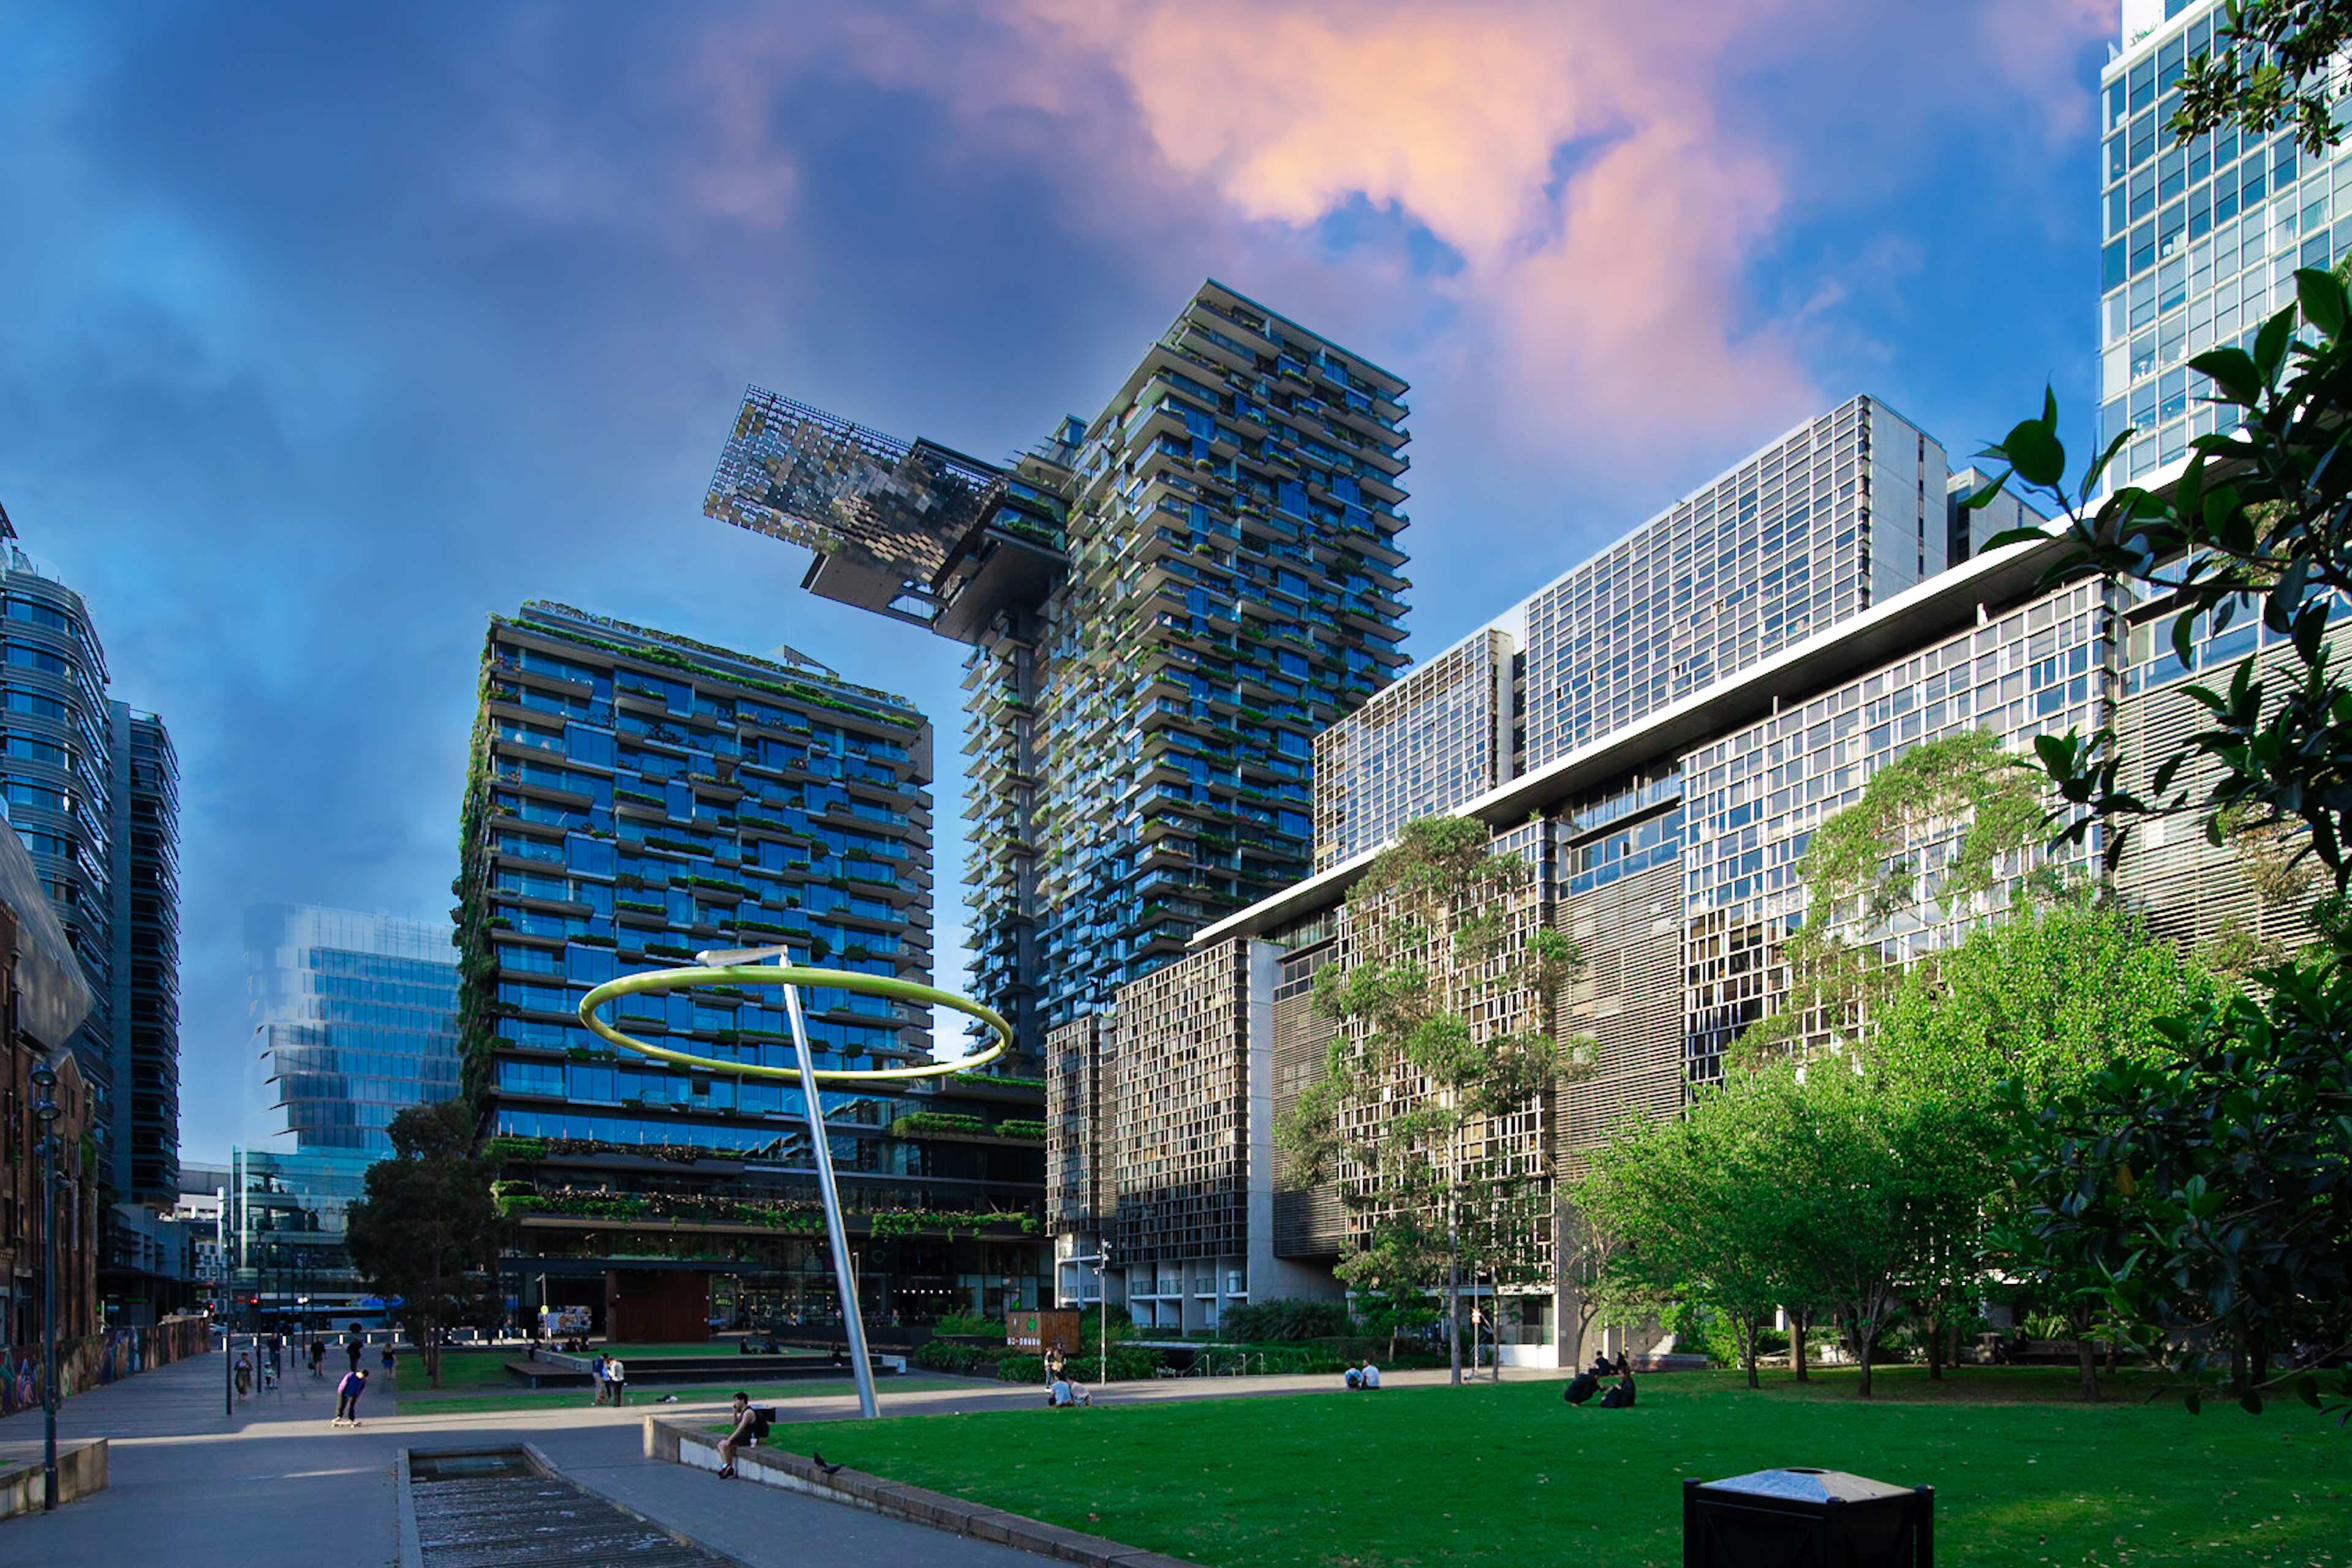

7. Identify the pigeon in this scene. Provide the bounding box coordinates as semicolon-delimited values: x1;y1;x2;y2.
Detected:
811;1452;844;1477
656;1393;680;1403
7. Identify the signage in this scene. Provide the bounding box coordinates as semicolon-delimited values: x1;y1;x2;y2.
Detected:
1006;1310;1081;1354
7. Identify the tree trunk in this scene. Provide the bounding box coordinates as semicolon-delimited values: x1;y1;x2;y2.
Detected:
1741;1312;1760;1390
1926;1310;1944;1382
1856;1322;1875;1399
1446;1238;1462;1387
1791;1307;1811;1382
2071;1303;2101;1401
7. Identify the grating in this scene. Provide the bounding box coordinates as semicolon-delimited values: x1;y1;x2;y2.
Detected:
409;1450;736;1568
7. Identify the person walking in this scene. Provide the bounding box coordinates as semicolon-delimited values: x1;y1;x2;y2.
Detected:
589;1352;608;1406
605;1353;627;1407
333;1366;368;1427
309;1338;327;1379
345;1334;363;1375
234;1352;253;1400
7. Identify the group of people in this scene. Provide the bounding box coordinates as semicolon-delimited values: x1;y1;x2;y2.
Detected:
1042;1346;1090;1407
589;1351;630;1406
1342;1359;1382;1390
1563;1352;1637;1409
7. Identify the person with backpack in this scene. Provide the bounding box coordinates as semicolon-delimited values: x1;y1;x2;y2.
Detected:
589;1352;608;1406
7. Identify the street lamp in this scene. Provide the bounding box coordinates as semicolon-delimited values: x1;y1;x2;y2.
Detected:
29;1061;61;1513
1070;1245;1114;1389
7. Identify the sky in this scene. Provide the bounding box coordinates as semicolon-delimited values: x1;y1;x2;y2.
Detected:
0;0;2120;1164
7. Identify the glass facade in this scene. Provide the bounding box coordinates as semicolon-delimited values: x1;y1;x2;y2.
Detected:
2098;0;2352;483
1;539;119;1161
1313;627;1514;869
245;903;460;1155
461;600;1047;1327
222;1145;374;1326
1679;579;2116;1081
1520;396;1946;768
108;704;179;1202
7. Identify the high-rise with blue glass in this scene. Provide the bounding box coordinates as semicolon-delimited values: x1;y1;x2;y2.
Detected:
244;903;461;1154
459;601;1047;1334
1;507;183;1210
704;280;1411;1058
2099;0;2352;484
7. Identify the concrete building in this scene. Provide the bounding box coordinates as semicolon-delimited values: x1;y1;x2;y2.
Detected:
704;280;1411;1057
460;601;1047;1335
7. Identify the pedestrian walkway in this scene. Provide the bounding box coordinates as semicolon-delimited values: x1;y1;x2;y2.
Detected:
0;1344;1532;1565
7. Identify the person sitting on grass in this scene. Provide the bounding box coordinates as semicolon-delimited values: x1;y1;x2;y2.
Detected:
1359;1360;1380;1389
1048;1376;1090;1407
1344;1360;1363;1390
717;1392;757;1479
1599;1364;1637;1409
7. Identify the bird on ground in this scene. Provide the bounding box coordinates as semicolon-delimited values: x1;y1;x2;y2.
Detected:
811;1452;845;1477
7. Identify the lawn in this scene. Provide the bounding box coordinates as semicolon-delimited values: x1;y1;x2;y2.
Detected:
766;1368;2350;1567
392;1351;517;1394
400;1374;968;1417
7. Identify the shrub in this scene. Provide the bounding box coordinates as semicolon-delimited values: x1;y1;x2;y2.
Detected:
912;1340;997;1375
933;1310;1003;1340
1219;1298;1357;1342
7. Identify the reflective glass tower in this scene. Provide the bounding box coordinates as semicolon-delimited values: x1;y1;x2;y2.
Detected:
110;703;180;1202
245;903;461;1155
2098;0;2352;483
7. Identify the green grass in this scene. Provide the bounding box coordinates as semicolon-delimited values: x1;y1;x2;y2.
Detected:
393;1351;518;1394
766;1368;2350;1567
400;1375;968;1417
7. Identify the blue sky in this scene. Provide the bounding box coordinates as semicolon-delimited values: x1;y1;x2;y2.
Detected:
0;0;2117;1161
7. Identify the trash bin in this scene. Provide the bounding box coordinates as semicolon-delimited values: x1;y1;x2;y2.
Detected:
1683;1469;1932;1567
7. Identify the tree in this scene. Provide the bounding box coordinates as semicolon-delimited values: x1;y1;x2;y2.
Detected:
1335;1217;1444;1361
1871;897;2211;1395
1278;815;1584;1386
344;1101;500;1388
1749;730;2053;1065
1575;1073;1795;1391
2171;1;2352;157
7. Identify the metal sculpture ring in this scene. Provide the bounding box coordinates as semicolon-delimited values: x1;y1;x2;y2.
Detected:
577;965;1011;1084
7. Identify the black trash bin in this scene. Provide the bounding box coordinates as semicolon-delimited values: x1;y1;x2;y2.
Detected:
1683;1468;1932;1567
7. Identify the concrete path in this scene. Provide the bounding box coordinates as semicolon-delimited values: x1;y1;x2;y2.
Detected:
0;1350;1518;1564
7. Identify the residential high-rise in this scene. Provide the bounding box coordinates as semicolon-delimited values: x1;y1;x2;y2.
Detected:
460;601;1047;1335
706;279;1411;1054
2098;1;2352;486
244;903;461;1155
1;508;183;1215
110;703;180;1202
1;524;118;1163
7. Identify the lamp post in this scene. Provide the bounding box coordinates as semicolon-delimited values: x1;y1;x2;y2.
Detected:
1069;1246;1113;1389
29;1061;61;1513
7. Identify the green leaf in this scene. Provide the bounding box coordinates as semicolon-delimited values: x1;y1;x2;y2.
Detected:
1956;469;2010;511
2003;416;2066;489
2255;306;2296;385
2189;347;2263;404
2296;266;2349;336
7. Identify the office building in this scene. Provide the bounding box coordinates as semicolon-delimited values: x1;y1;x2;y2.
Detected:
461;601;1047;1335
1;507;183;1212
1;527;117;1158
109;704;179;1202
246;903;461;1155
1314;627;1515;871
705;279;1411;1054
2100;0;2352;486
